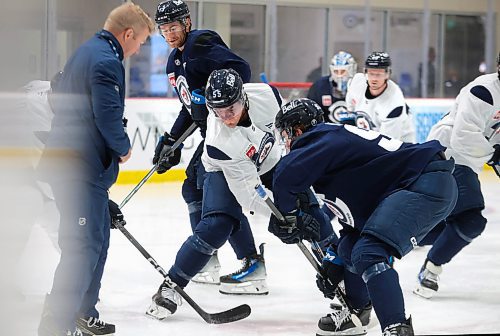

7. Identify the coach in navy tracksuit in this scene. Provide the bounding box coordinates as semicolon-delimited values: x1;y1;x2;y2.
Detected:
37;4;153;335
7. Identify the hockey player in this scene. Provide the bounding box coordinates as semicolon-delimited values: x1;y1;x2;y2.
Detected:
346;51;415;142
414;53;500;299
150;0;265;290
307;51;357;123
270;98;458;336
146;69;336;320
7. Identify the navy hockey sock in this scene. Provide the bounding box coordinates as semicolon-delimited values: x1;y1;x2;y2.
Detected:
365;267;405;330
427;224;469;266
344;270;370;309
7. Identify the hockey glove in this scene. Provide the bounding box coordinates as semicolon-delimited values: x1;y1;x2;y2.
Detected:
153;131;182;174
316;246;344;299
487;144;500;178
268;210;321;244
109;199;126;229
191;89;209;131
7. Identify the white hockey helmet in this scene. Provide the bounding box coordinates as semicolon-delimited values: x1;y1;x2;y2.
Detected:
329;51;357;95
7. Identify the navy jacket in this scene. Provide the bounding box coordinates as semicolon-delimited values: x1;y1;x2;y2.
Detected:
44;30;130;189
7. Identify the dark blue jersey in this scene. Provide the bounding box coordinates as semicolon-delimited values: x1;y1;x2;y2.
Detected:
166;29;251;139
307;75;345;116
273;123;445;231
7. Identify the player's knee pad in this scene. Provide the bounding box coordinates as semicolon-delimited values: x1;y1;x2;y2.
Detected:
186;200;202;215
194;213;238;250
351;235;393;276
449;208;487;242
361;262;392;283
186;233;218;256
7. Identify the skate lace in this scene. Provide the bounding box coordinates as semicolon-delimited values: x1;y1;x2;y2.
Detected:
86;317;106;328
161;286;183;306
228;257;253;276
329;308;351;329
69;328;83;336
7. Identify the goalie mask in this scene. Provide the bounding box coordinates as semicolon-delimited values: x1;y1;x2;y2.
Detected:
275;98;324;145
330;51;357;96
155;0;190;26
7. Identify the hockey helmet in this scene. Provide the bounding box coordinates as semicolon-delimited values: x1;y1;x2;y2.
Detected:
330;51;357;94
365;51;391;71
205;69;244;109
155;0;190;26
275;98;324;141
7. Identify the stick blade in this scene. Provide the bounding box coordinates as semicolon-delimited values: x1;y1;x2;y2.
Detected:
202;304;251;324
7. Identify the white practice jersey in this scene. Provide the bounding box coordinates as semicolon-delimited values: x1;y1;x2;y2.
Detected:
202;83;283;217
346;73;415;142
427;73;500;173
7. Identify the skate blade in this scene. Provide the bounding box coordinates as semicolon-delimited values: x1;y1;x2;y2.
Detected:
219;280;269;295
145;303;173;320
316;325;367;336
413;284;436;299
192;272;221;285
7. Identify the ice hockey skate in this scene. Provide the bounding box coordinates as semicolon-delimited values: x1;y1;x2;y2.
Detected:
191;251;221;285
317;303;372;335
219;243;269;295
382;317;414;336
146;280;183;320
413;259;442;299
76;317;115;335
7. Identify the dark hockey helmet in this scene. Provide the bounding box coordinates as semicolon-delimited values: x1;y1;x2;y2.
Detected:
275;98;324;139
205;69;244;109
365;51;392;71
155;0;190;26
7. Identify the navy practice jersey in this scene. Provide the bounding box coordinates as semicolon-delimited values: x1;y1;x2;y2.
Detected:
307;75;348;122
166;29;251;139
273;123;444;231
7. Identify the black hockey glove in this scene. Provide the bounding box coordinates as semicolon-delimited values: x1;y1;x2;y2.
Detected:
153;132;182;174
487;144;500;178
268;209;321;244
316;246;344;299
109;199;126;229
191;89;209;131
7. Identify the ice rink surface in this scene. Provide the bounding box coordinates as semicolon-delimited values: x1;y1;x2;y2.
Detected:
19;170;499;335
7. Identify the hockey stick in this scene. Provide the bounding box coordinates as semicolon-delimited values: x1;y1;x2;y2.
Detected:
113;221;251;324
119;123;198;209
254;185;359;321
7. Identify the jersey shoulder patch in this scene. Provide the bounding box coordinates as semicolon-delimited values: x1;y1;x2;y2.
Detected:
206;145;232;161
470;85;494;106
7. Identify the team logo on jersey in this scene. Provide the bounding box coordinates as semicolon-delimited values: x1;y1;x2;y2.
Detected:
175;59;181;66
329;101;348;122
265;122;274;129
256;134;275;167
322;95;332;106
176;75;191;110
322;197;354;227
245;144;256;159
168;72;176;87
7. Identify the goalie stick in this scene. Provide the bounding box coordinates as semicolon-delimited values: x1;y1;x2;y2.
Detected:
119;123;198;209
254;184;361;325
113;220;251;324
